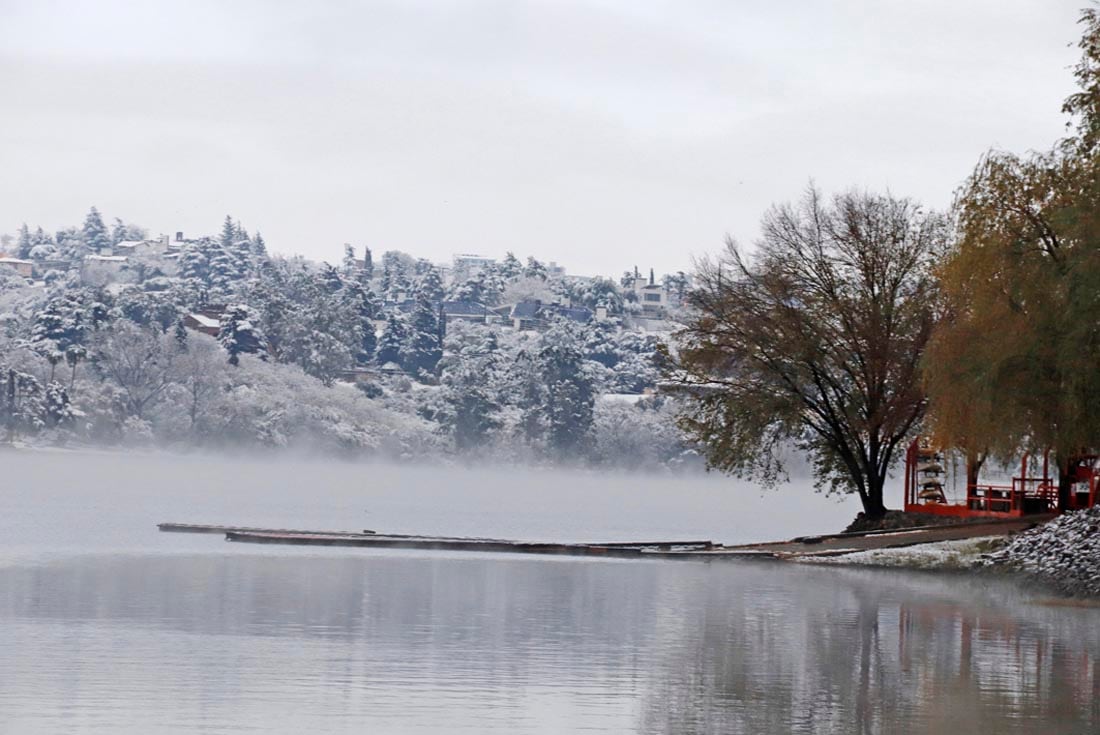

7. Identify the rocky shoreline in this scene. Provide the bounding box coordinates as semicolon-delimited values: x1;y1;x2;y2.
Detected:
978;506;1100;598
811;508;1100;599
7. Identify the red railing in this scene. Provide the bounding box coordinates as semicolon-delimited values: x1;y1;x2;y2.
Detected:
964;478;1057;514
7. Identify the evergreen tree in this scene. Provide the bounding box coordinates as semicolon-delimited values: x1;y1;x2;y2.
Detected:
207;247;242;295
439;330;502;451
251;232;268;262
342;244;359;276
220;215;236;250
16;224;31;259
111;217;128;245
524;256;548;280
232;220;249;242
218;304;267;365
402;294;442;377
375;312;408;367
31;294;87;383
343;280;379;365
82;207;111;253
174;318;189;351
500;251;523;280
528;320;595;457
363;247;374;280
415;267;444;303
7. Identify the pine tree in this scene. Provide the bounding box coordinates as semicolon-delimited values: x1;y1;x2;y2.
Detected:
233;220;249;242
218;304;267;365
16;224;31;259
82;207;111;253
528;320;594;457
415;267;444;304
402;294;442;377
207;247;242;294
174;318;189;351
111;217;127;245
31;295;87;383
251;232;268;261
220;215;236;250
500;251;523;280
439;330;503;452
375;312;408;367
343;281;379;365
524;256;548;280
342;244;359;276
363;247;374;280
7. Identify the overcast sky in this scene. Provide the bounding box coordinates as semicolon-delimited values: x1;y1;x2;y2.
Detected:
0;1;1084;276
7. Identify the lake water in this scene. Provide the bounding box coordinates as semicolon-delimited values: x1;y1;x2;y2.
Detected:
1;451;1098;734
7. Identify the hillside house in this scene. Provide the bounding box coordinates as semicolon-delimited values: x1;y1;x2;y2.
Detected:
182;305;227;337
80;254;132;287
441;301;493;323
509;300;593;331
0;257;34;278
629;269;669;316
113;237;169;259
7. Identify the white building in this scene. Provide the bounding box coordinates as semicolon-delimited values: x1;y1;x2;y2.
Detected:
0;257;34;278
81;254;133;287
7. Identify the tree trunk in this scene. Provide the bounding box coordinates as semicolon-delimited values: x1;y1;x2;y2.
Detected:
863;474;888;518
966;450;986;491
1057;456;1074;512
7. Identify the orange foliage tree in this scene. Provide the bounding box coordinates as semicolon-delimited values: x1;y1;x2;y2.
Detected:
924;10;1100;499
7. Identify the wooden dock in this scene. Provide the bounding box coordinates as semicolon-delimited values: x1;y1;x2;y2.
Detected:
222;530;715;557
157;523;377;536
158;523;717;558
158;517;1044;561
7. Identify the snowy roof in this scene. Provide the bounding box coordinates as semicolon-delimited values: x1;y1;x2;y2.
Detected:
86;255;128;262
600;393;650;404
442;301;490;317
114;240;145;249
511;300;541;319
187;313;220;328
0;257;33;265
547;305;593;323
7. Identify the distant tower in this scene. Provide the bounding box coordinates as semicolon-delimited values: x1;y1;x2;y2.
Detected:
649;268;655;286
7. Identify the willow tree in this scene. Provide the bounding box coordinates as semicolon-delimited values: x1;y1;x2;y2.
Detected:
924;9;1100;501
671;188;946;518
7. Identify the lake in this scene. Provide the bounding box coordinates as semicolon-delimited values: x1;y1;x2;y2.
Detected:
1;451;1097;734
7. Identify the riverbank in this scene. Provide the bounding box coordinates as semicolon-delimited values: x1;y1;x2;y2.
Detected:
799;508;1100;600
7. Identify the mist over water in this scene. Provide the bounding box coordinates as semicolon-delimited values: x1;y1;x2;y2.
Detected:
1;451;1096;734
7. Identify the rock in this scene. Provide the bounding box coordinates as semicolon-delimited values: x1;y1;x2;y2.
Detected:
979;507;1100;597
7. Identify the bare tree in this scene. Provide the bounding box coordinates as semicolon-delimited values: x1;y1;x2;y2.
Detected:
670;187;946;517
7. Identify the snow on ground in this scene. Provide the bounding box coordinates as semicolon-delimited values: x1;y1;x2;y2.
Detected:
796;536;1006;570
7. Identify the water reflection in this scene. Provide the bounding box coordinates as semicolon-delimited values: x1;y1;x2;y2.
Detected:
0;553;1098;733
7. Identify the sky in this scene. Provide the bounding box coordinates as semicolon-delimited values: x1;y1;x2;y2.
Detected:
0;0;1085;277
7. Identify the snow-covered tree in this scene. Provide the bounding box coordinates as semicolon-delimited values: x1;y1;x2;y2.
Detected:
219;304;267;365
363;246;374;280
500;251;523;280
439;327;503;451
82;207;111;253
376;312;408;367
16;224;32;259
402;294;442;377
90;321;178;420
523;319;595;458
415;267;444;303
524;256;548;280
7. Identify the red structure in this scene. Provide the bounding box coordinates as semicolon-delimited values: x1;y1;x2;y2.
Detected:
903;437;1100;518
